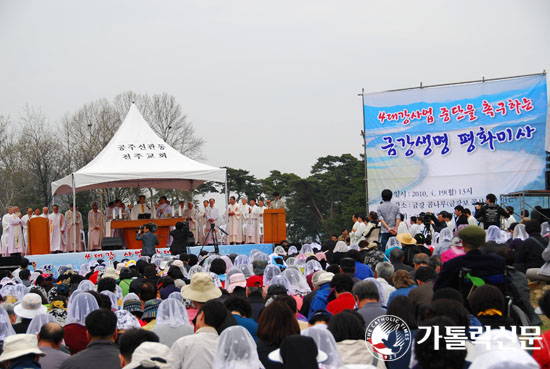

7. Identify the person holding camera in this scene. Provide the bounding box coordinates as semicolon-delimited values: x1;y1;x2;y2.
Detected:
474;193;507;230
170;221;194;256
136;224;159;257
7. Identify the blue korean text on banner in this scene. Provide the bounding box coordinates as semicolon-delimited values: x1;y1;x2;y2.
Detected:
363;75;548;218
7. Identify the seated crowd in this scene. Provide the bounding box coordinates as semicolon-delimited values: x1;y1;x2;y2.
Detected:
0;191;549;368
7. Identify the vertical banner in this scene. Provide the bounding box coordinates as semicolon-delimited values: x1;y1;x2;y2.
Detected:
363;75;548;217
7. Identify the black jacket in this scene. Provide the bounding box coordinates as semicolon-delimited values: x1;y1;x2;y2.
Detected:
169;228;194;255
434;249;506;291
517;235;547;272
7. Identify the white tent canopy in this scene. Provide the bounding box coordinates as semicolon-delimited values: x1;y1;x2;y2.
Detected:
52;104;226;196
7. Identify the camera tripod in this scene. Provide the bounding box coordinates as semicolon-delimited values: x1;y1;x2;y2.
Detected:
200;223;228;254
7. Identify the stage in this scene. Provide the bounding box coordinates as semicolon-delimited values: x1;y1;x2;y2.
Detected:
25;243;274;272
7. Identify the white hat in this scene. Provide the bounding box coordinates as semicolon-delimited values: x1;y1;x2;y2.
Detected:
14;293;47;320
313;272;334;288
121;342;172;369
101;268;118;280
268;348;327;364
0;334;44;362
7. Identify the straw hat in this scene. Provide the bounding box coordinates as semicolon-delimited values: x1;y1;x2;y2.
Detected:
0;334;44;362
396;233;416;245
14;293;47;319
181;272;221;303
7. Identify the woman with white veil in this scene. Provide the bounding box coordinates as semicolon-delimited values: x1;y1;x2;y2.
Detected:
281;268;311;296
433;228;453;256
64;292;99;354
151;298;193;347
188;265;204;279
26;313;56;335
301;326;343;369
486;225;505;243
0;306;15;345
76;280;94;292
262;265;281;287
233;254;249;266
213;326;263;369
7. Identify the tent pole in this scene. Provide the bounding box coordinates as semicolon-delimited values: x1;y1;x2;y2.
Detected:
72;174;77;253
149;188;154;218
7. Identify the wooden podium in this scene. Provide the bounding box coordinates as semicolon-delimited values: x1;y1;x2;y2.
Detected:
28;217;50;255
110;218;184;249
263;209;286;244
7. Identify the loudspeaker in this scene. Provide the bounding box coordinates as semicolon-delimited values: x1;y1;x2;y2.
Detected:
101;237;123;251
0;255;23;270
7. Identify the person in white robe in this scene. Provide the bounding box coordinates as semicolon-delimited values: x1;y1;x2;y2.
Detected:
2;207;24;256
113;200;125;220
40;207;49;218
65;205;83;252
397;216;409;234
258;200;266;243
48;205;64;253
240;198;251;244
130;195;153;220
175;200;186;218
33;208;40;218
204;198;219;245
21;208;34;252
227;196;242;244
246;199;261;244
350;214;366;244
88;203;102;251
156;196;173;219
200;200;209;245
183;202;199;244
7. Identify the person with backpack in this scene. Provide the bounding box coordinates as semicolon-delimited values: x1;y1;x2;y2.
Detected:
474;193;507;229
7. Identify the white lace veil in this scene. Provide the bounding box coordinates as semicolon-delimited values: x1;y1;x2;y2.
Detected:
213;326;263;369
156;298;190;328
66;292;99;325
26;313;56;335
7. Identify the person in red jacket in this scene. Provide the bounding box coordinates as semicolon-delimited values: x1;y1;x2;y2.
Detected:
326;274;355;315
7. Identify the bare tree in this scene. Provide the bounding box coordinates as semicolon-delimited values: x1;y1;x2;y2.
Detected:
18;106;64;205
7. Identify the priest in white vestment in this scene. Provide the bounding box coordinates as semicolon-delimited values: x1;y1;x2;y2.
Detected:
246;199;261;244
65;205;83;252
130;196;153;220
48;205;64;253
33;208;41;218
240;198;251;244
204;199;219;245
2;207;24;256
227;196;242;244
156;196;173;219
175;200;186;218
183;202;199;244
21;208;34;252
40;207;49;218
258;200;267;243
88;203;102;251
350;215;367;244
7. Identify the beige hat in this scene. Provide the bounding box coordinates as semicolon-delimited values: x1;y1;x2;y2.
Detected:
101;267;118;280
14;293;47;319
396;233;416;245
181;272;221;303
0;334;44;362
313;272;334;288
